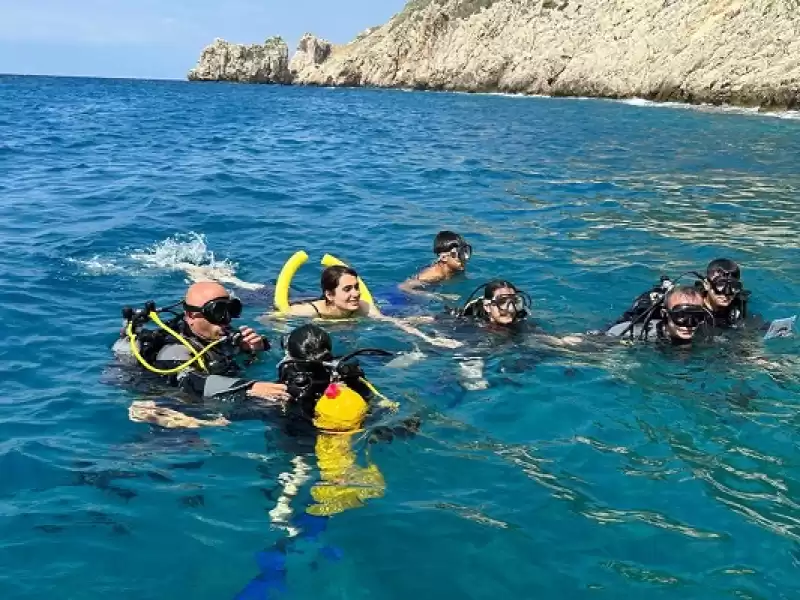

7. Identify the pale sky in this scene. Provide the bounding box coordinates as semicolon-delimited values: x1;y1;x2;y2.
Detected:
0;0;407;79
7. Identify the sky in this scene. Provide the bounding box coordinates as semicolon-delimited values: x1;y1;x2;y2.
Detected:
0;0;408;79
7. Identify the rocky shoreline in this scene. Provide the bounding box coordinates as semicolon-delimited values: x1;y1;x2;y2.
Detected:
188;0;800;110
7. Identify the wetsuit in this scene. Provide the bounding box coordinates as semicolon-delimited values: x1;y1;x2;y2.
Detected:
112;316;255;400
278;359;372;424
605;318;665;341
708;295;749;329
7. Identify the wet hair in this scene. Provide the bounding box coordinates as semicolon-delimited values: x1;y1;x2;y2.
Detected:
320;265;359;301
664;286;704;310
286;324;333;362
433;230;466;255
483;280;518;300
706;258;741;280
281;324;372;420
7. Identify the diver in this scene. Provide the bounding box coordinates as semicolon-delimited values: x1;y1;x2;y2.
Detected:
113;282;289;414
697;258;750;328
418;280;580;390
450;280;532;329
604;285;711;345
266;264;462;349
235;323;420;600
399;230;472;296
276;323;419;435
445;279;582;346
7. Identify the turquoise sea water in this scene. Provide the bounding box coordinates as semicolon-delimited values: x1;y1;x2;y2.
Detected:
1;75;799;599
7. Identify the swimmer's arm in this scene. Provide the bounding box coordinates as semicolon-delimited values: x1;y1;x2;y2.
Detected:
398;266;446;296
398;277;428;293
367;304;462;349
129;401;230;428
260;302;319;320
531;333;589;349
178;263;265;290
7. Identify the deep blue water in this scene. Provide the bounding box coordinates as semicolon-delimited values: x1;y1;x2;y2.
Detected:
1;75;799;600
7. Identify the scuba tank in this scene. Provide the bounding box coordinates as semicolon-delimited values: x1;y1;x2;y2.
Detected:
278;348;394;429
614;275;675;326
114;300;251;375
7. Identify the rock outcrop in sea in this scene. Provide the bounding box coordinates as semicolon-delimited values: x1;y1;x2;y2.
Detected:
187;37;291;84
189;0;800;109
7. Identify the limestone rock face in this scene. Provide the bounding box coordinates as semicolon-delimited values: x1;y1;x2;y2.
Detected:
188;37;291;84
287;0;800;109
288;34;333;79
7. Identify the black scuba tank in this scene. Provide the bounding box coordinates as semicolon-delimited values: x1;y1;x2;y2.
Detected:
614;275;674;325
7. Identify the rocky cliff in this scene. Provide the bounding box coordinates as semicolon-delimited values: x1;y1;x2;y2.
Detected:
192;0;800;109
188;36;291;83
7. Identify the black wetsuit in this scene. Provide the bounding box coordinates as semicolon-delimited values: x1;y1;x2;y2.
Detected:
113;316;256;401
277;358;420;442
708;295;749;329
604;317;666;341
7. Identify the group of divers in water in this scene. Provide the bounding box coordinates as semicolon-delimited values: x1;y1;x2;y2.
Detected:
112;230;795;597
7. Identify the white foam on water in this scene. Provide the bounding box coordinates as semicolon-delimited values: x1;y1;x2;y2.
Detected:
386;347;427;369
129;232;265;289
70;232;263;289
129;232;226;269
620;97;800;120
67;255;129;276
418;86;800;120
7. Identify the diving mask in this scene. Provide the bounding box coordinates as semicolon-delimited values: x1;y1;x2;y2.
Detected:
183;296;242;326
709;276;743;296
665;304;709;328
489;293;529;314
446;242;472;264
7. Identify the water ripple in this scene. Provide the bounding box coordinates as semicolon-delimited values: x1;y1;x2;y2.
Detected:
0;76;799;599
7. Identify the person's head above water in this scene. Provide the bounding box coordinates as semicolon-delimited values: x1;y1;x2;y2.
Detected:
661;285;708;344
280;323;372;431
433;230;472;273
285;323;333;362
321;265;362;314
182;281;241;341
458;280;530;327
481;280;529;326
702;258;743;312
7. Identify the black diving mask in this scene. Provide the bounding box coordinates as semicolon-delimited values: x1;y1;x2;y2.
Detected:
709;276;743;296
183;296;242;326
446;242;472;264
665;305;709;329
489;293;529;315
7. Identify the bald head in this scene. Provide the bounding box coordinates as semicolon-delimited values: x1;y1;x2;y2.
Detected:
185;282;229;307
664;286;703;310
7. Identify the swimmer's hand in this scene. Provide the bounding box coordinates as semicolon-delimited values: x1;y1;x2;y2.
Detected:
539;334;584;347
377;398;400;412
402;316;436;325
247;382;290;402
375;314;462;349
128;400;230;428
561;335;585;346
431;336;463;349
238;326;266;352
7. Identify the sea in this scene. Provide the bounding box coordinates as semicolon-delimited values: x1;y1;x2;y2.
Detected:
1;75;799;600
